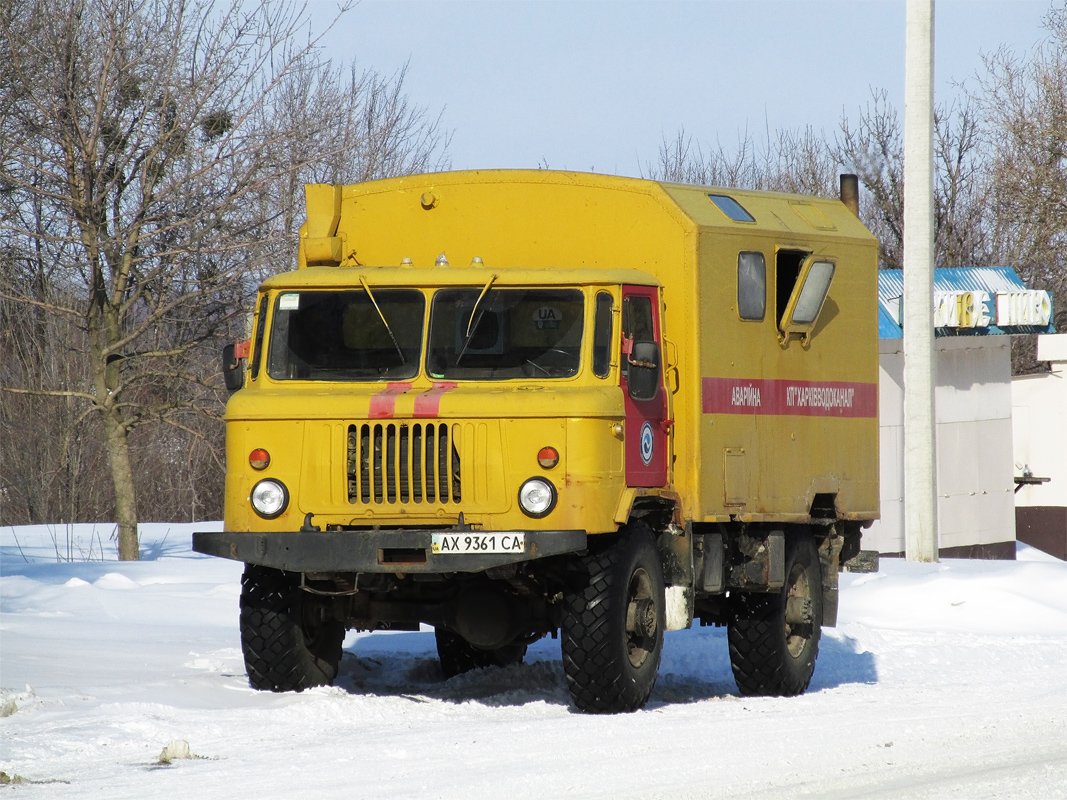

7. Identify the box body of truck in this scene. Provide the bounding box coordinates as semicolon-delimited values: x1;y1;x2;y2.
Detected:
195;169;879;712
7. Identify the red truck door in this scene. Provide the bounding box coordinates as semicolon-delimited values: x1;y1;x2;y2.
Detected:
621;285;670;487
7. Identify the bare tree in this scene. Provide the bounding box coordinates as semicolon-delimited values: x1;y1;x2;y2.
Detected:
651;127;762;187
834;90;994;270
977;3;1067;364
0;0;449;555
647;4;1066;377
835;90;906;268
651;85;996;275
649;125;837;197
270;59;451;261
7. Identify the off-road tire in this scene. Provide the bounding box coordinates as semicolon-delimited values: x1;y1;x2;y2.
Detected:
240;565;345;692
435;629;527;678
727;531;822;697
561;522;665;713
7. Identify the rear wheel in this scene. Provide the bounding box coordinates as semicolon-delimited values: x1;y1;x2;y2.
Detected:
435;629;527;678
240;565;345;692
561;522;664;713
727;532;822;696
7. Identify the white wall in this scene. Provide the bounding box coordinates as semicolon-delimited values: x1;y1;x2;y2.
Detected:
1012;334;1067;508
871;342;905;554
866;337;1016;554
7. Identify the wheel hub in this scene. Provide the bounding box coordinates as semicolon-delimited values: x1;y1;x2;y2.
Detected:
784;562;814;658
627;597;658;638
625;567;657;668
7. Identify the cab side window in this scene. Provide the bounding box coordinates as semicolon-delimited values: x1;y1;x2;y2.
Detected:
249;294;269;380
592;292;613;377
623;296;654;341
621;295;654;381
622;295;661;401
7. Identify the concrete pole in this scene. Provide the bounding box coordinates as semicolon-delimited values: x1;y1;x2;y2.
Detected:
903;0;939;562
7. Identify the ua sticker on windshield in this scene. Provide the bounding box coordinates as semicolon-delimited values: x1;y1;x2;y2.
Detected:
534;306;562;330
640;421;655;465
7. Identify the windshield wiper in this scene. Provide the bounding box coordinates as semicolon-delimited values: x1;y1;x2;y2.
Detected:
359;275;406;365
457;273;498;364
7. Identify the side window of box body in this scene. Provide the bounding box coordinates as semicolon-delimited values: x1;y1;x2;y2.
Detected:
737;251;767;321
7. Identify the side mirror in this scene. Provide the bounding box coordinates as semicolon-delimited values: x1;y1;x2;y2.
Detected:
222;343;245;392
627;341;660;401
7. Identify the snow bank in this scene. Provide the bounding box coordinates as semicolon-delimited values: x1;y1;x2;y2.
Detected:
2;523;1065;799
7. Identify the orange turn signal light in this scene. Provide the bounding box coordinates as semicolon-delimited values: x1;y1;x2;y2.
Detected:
537;446;559;469
249;449;271;470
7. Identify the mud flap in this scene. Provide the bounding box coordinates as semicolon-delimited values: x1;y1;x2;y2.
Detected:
818;530;844;628
657;524;694;630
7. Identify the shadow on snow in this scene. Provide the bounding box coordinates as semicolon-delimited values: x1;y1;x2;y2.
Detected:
328;626;878;711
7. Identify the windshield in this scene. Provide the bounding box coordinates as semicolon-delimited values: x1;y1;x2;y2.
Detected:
267;289;424;381
427;288;584;379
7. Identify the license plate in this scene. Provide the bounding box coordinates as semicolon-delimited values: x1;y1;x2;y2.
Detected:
431;533;526;555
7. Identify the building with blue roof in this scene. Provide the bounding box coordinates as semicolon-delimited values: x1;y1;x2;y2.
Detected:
867;267;1054;558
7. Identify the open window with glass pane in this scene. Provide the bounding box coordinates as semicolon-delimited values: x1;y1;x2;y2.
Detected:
779;257;835;341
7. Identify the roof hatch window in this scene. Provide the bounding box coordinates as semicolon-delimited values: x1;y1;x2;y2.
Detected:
708;194;755;223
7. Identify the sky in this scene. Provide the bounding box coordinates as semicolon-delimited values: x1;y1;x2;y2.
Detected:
303;0;1056;176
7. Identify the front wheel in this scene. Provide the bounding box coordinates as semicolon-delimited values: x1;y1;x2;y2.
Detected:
561;522;665;713
727;531;823;696
239;565;345;692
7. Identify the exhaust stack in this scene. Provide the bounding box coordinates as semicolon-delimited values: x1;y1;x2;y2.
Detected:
840;174;860;218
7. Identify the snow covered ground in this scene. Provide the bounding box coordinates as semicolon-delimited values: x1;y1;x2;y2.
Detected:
2;522;1066;799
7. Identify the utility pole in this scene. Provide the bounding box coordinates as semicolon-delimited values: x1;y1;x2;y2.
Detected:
903;0;939;562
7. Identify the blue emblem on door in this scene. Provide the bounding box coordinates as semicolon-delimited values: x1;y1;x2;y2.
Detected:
640;421;654;466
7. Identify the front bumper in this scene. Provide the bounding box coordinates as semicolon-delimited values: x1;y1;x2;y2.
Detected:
192;527;587;573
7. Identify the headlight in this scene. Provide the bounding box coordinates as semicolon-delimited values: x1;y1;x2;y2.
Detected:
250;479;289;519
518;477;556;518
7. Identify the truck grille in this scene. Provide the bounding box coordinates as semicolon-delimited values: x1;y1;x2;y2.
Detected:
347;422;461;505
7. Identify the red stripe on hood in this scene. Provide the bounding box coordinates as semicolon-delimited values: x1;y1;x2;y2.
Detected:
414;382;459;418
369;382;414;418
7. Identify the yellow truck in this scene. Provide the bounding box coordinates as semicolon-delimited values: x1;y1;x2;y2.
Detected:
193;169;879;713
